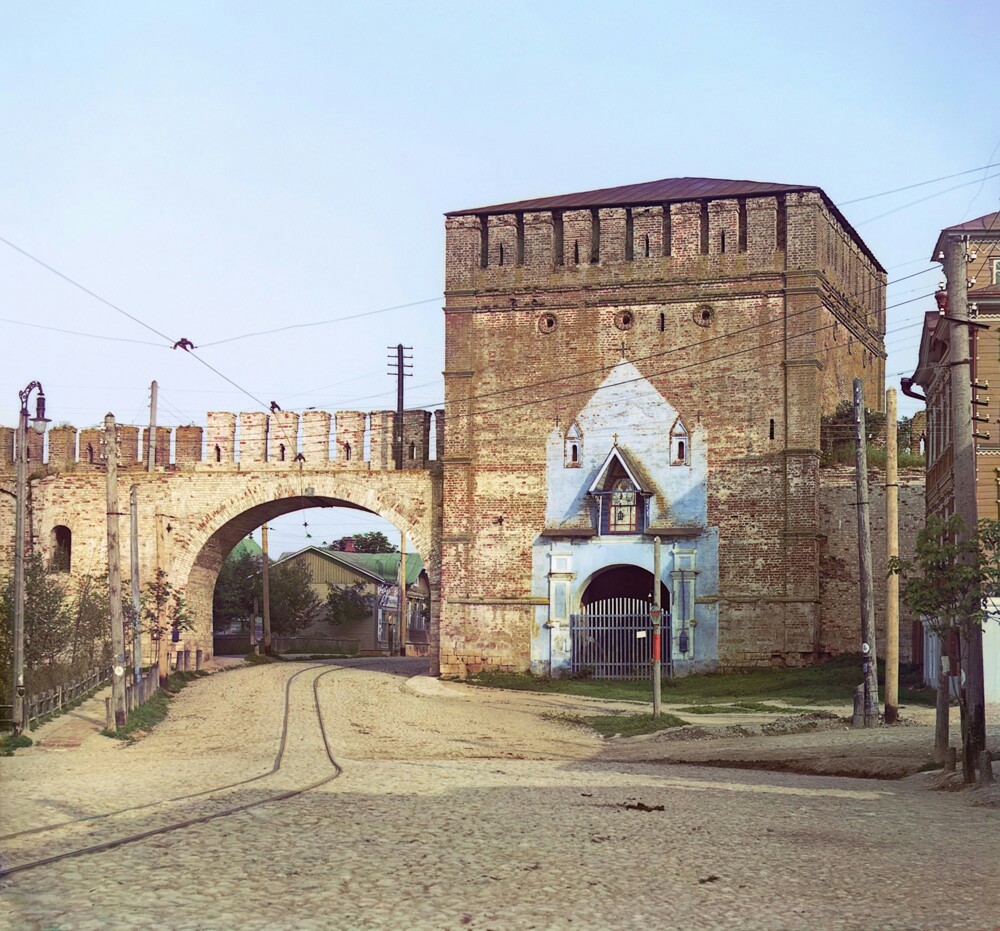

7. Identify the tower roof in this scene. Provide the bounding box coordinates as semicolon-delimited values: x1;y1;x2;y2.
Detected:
446;176;882;272
446;176;821;217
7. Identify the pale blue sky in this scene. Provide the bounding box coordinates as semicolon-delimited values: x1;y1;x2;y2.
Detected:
2;1;997;554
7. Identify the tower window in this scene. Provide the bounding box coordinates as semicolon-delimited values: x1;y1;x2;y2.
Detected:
51;525;72;573
279;443;286;461
659;312;665;332
214;444;221;462
769;418;775;440
87;443;95;464
644;234;650;258
571;444;579;463
345;442;352;461
720;230;727;253
409;441;416;460
498;243;505;266
564;422;583;467
574;240;580;265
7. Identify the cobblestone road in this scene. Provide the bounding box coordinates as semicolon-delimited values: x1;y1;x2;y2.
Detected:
2;659;998;930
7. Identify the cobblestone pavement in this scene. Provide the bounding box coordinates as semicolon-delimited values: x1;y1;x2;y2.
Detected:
2;659;999;930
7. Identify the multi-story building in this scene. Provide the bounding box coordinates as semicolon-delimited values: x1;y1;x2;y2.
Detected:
910;210;1000;700
439;177;892;677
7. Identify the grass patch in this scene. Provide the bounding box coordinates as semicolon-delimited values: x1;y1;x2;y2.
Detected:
0;734;33;756
682;700;817;715
102;671;205;741
549;711;687;738
244;651;276;665
467;655;936;707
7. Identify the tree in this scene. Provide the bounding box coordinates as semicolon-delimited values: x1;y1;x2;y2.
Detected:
328;532;396;554
324;581;371;628
888;515;1000;777
213;550;261;631
141;570;192;655
267;560;321;634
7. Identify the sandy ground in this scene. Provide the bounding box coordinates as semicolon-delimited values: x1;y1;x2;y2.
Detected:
2;658;999;929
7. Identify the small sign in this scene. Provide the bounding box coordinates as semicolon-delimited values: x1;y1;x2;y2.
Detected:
113;665;125;677
635;630;647;639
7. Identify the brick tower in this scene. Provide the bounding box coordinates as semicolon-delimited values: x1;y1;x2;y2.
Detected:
439;177;886;676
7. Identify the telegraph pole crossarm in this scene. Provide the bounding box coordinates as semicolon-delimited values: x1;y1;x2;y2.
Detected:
387;344;413;471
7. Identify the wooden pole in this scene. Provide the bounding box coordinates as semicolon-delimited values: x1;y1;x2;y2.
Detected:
261;523;272;655
129;485;142;688
146;380;157;472
885;388;900;724
853;379;880;726
156;512;169;688
945;234;984;780
105;414;128;728
399;532;407;656
652;536;662;718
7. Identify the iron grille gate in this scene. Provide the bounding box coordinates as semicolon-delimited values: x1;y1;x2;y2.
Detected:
569;597;671;679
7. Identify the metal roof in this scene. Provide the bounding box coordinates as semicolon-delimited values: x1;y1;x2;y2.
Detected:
446;176;883;272
932;211;1000;262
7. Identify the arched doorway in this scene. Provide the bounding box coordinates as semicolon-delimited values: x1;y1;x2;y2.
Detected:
572;565;669;679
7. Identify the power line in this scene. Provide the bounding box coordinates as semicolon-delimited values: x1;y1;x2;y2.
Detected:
840;162;1000;206
0;316;166;347
857;172;1000;225
198;298;442;348
0;233;175;344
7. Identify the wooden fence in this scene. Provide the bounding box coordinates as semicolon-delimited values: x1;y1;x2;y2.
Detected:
24;662;113;729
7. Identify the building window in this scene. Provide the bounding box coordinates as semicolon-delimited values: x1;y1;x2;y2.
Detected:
993;258;1000;286
344;442;352;461
670;417;690;465
409;441;416;460
564;422;583;467
51;525;71;572
608;478;638;533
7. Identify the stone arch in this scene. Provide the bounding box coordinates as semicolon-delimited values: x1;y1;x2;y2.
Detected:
576;562;668;612
164;472;440;670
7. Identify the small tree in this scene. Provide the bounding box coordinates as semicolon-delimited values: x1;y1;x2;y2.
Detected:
325;581;372;628
141;570;192;657
268;560;322;634
889;515;1000;775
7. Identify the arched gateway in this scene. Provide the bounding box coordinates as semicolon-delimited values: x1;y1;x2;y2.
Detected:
1;409;441;671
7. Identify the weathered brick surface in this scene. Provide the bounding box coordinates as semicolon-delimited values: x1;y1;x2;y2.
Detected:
0;409;442;672
442;185;894;675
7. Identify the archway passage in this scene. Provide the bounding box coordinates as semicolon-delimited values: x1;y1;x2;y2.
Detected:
573;565;669;678
581;565;668;607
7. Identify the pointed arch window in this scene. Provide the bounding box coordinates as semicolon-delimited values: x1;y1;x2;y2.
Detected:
670;417;690;465
564;422;583;468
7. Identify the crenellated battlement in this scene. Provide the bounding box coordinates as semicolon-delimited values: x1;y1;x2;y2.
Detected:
0;408;445;474
445;192;884;301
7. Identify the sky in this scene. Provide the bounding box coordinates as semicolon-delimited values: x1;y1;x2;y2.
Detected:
2;1;997;555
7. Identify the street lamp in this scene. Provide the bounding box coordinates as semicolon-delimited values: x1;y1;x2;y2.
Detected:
11;381;50;734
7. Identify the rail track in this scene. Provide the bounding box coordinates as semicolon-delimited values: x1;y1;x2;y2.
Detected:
0;662;344;879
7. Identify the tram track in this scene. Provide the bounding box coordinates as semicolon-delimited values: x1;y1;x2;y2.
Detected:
0;663;344;879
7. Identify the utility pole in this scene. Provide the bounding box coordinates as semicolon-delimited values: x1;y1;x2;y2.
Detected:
399;532;408;657
104;414;127;728
261;523;272;655
945;233;985;778
853;379;879;726
387;344;412;470
155;512;169;688
884;388;899;724
11;382;48;734
651;536;662;718
129;485;142;688
146;380;158;472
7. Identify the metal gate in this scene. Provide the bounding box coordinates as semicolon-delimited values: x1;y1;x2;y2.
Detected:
569;597;669;679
